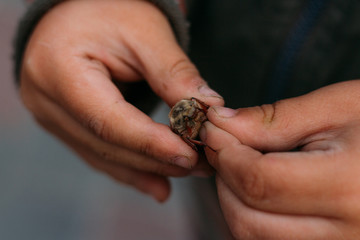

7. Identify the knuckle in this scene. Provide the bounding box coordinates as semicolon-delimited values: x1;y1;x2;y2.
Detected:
258;101;293;144
169;58;199;80
259;102;278;126
86;113;112;142
137;136;155;158
241;163;266;203
219;146;268;203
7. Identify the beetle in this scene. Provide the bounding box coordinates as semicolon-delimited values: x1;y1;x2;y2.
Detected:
168;97;211;151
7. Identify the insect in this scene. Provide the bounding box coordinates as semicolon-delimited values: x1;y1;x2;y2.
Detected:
169;97;210;151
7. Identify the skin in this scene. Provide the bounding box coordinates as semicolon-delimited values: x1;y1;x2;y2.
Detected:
21;1;360;237
201;80;360;239
20;0;223;202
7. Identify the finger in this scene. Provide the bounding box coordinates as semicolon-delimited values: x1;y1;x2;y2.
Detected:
78;146;171;203
33;54;200;169
140;46;224;107
22;79;172;201
201;122;348;217
120;7;224;107
217;177;343;240
23;0;222;167
190;151;215;177
206;81;360;151
199;122;261;170
24;82;191;177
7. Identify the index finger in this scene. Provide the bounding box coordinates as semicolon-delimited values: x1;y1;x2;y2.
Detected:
124;17;224;107
201;122;346;217
42;56;199;169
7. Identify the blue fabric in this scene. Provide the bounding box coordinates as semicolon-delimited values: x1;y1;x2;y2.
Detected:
267;0;329;103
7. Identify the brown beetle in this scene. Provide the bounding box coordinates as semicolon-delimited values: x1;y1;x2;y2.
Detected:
169;97;210;151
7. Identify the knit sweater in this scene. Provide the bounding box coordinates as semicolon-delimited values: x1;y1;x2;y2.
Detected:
186;0;360;107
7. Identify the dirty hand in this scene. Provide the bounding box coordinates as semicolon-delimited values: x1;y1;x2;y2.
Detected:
20;0;223;202
201;80;360;239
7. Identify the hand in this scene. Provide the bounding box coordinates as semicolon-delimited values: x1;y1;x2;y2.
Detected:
201;80;360;239
20;0;223;202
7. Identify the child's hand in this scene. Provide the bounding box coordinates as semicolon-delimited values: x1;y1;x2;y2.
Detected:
201;80;360;239
20;0;223;202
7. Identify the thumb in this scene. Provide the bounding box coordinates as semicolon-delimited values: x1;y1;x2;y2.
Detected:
142;44;223;107
206;81;360;151
123;5;224;107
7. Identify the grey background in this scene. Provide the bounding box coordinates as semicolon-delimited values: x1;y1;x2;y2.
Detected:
0;1;197;239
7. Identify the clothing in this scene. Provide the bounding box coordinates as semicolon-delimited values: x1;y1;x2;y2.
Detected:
186;0;360;107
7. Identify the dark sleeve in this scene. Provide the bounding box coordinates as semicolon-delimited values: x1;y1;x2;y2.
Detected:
12;0;189;84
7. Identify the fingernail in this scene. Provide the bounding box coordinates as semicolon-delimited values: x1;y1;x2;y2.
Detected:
198;85;223;99
213;106;237;118
172;156;192;169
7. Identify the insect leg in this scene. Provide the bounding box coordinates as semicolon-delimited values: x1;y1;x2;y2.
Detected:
191;97;210;112
185;137;216;152
182;136;199;151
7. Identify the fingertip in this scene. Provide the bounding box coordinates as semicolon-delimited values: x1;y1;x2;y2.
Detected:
171;155;194;169
142;122;199;169
161;76;224;107
152;183;171;203
197;84;225;106
207;106;258;148
139;176;171;203
200;121;238;150
164;133;199;169
207;106;238;121
152;188;170;203
179;82;224;109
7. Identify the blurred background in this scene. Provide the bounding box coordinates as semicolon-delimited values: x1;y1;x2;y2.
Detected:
0;1;199;239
